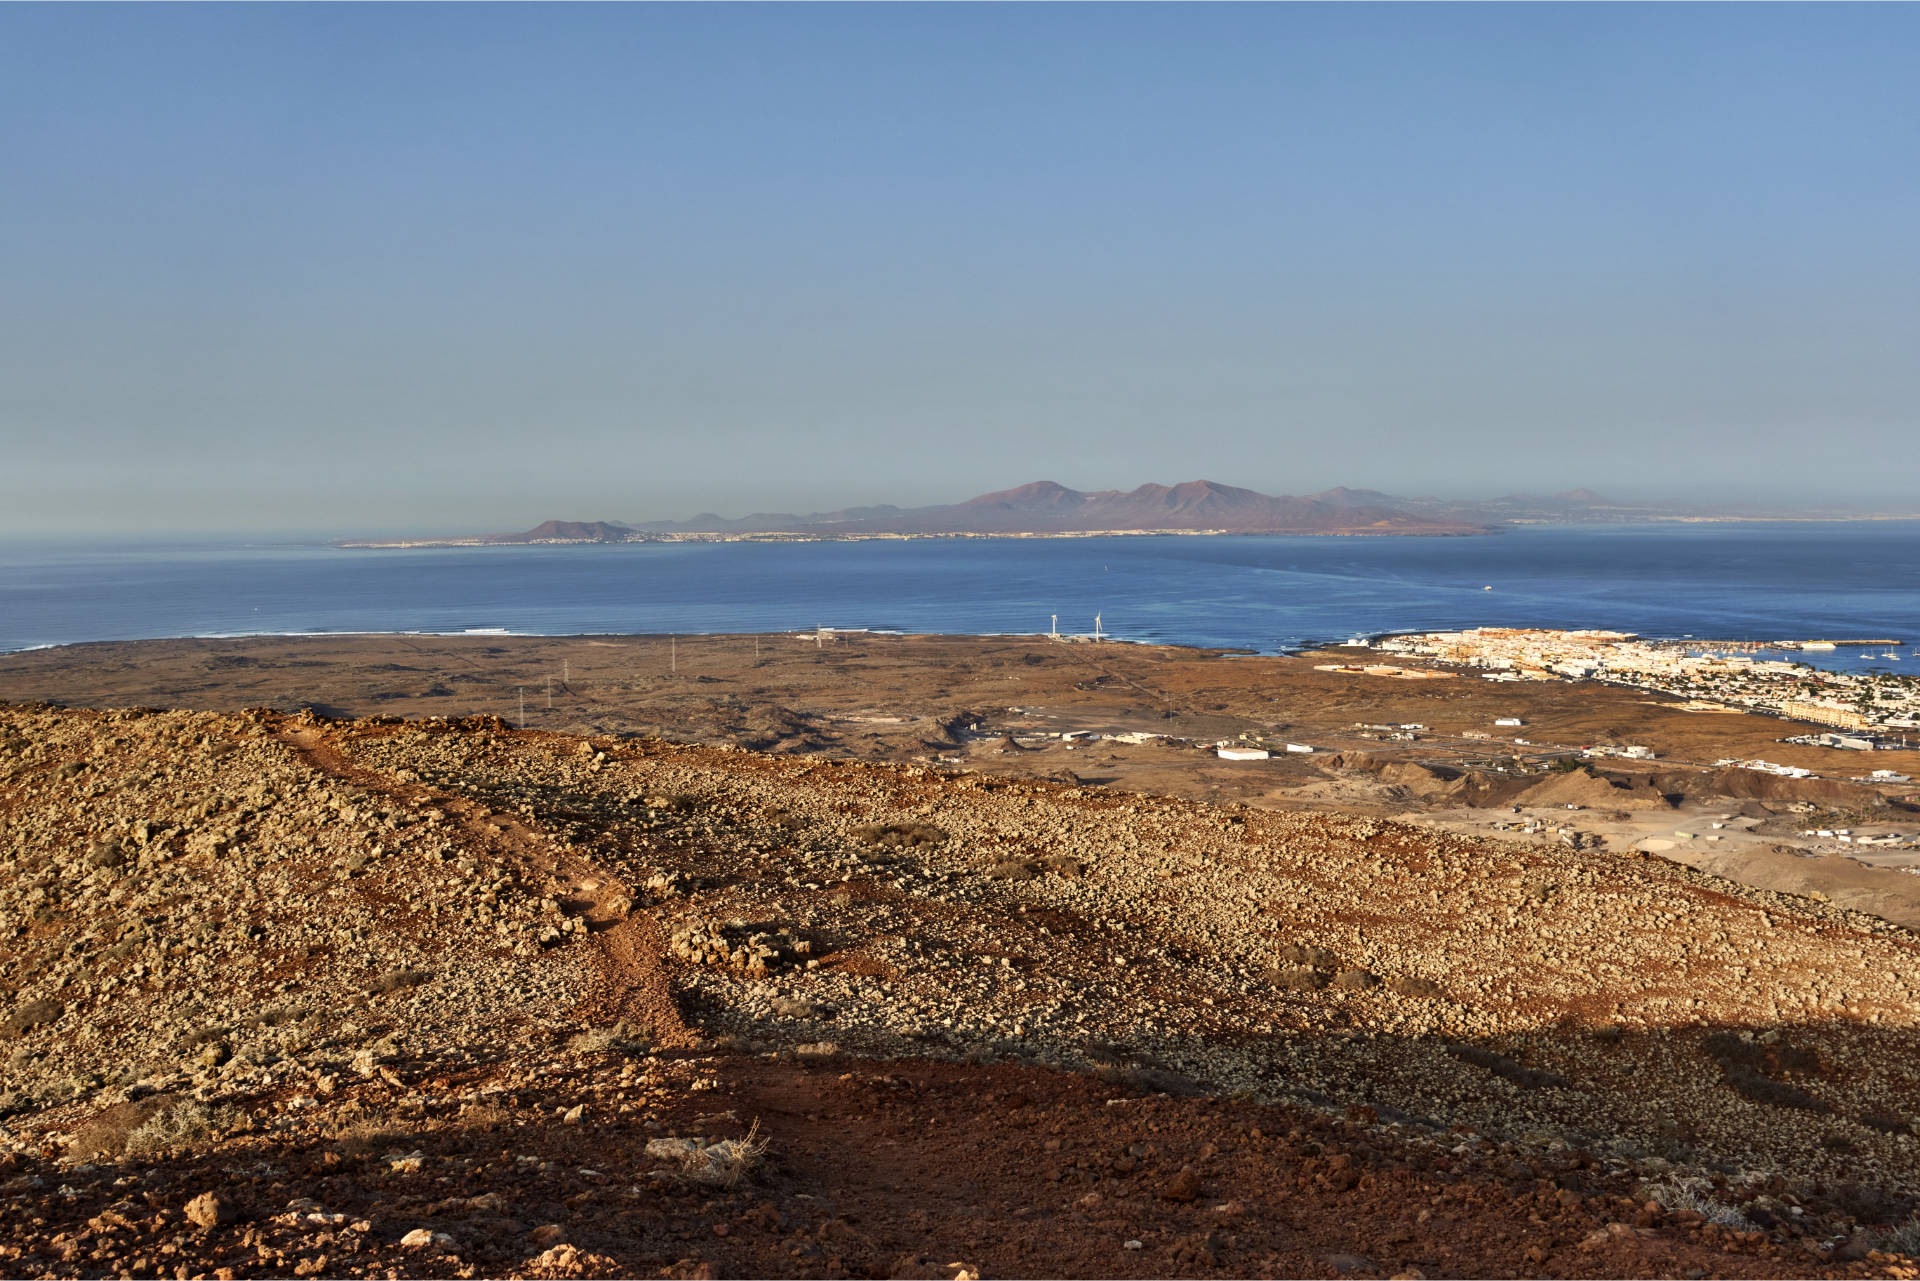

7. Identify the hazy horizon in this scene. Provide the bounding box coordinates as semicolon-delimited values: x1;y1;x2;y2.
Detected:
5;5;1919;535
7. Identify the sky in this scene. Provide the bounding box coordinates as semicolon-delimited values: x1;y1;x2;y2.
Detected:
3;4;1918;536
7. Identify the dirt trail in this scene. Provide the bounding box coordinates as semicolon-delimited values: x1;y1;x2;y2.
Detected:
5;702;1920;1279
274;719;694;1046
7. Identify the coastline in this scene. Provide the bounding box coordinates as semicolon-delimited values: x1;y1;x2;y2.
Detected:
4;622;1901;666
337;513;1920;548
336;525;1491;549
7;522;1918;669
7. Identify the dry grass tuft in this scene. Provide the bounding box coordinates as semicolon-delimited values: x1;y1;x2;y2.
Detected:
1639;1177;1758;1231
852;821;948;849
645;1120;768;1186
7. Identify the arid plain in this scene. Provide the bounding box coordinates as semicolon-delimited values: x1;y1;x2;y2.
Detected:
3;634;1920;1278
5;632;1916;926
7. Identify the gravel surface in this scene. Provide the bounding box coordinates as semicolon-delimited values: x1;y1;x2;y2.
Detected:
3;702;1919;1279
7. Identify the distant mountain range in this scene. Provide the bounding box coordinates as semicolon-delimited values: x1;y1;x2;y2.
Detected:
341;481;1912;547
440;480;1482;544
616;479;1490;537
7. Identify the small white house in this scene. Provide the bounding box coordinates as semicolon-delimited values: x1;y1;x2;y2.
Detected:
1494;717;1524;727
1217;747;1270;761
1285;742;1315;754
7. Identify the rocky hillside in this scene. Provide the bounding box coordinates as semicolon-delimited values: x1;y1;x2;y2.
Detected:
488;521;637;544
3;703;1920;1278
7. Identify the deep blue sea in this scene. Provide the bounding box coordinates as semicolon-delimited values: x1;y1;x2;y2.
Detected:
2;523;1916;675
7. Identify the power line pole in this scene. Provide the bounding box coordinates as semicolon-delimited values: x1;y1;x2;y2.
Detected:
545;676;552;709
518;687;526;729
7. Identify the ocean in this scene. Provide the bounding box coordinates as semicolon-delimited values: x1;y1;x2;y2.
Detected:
2;522;1917;674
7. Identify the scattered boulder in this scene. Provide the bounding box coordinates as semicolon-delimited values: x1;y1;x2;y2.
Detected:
400;1227;456;1252
669;918;810;976
1160;1166;1202;1202
184;1191;235;1229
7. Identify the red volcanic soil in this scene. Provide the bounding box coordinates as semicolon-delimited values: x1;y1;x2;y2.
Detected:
3;700;1919;1279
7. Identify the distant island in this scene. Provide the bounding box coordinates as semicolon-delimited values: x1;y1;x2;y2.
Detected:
338;479;1920;547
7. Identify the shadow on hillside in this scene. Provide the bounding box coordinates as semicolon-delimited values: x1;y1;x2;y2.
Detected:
19;1020;1919;1281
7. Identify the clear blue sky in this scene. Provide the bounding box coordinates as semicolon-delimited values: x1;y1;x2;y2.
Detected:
3;4;1917;534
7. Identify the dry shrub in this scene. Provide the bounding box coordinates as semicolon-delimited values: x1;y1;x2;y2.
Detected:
1640;1177;1758;1231
66;1096;172;1157
1387;975;1444;998
69;1096;236;1158
174;1024;231;1051
125;1099;236;1156
2;998;63;1038
457;1103;514;1132
566;1022;650;1056
366;968;433;995
1278;943;1340;969
1828;1179;1911;1226
337;1116;413;1157
761;807;809;832
1873;1218;1920;1260
645;1121;768;1187
1094;1063;1207;1097
852;822;948;849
